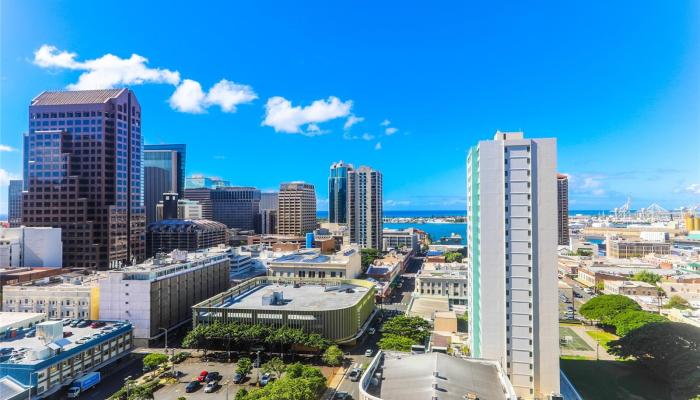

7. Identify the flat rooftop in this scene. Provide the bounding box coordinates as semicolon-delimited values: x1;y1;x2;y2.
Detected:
0;312;45;329
0;321;130;365
369;352;514;400
216;283;369;311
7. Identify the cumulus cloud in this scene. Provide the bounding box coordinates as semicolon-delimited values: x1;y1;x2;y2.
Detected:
262;96;352;135
362;133;375;141
33;45;256;114
385;127;398;135
344;115;364;130
0;169;20;186
380;119;391;126
684;183;700;195
375;142;382;150
0;145;16;152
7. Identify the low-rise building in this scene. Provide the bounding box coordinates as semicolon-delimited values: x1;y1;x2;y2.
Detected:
0;227;63;268
193;277;375;343
666;308;700;329
414;262;468;305
603;280;657;296
266;245;361;279
156;199;203;220
359;351;517;400
0;317;133;399
99;249;230;346
382;228;419;252
0;311;47;333
660;282;700;305
606;238;671;258
2;273;102;320
145;219;229;257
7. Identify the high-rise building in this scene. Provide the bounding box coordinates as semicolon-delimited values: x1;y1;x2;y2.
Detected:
260;192;279;234
278;182;316;236
210;187;261;231
260;192;279;211
22;89;146;269
557;174;569;246
8;180;23;227
466;131;559;398
348;166;383;249
143;144;186;224
185;174;229;189
184;188;214;219
329;161;353;224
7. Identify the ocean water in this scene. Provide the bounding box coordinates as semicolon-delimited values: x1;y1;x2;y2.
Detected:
384;222;467;245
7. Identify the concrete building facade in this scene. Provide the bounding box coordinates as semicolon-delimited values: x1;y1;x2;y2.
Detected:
466;132;559;398
414;262;468;305
267;246;362;279
278;182;316;236
348;166;383;250
557;174;569;246
146;219;229;256
606;239;671;258
0;227;63;268
382;228;419;252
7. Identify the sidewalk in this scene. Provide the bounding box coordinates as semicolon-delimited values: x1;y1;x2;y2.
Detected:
322;365;348;399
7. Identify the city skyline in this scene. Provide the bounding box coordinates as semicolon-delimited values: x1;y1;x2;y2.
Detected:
1;1;699;214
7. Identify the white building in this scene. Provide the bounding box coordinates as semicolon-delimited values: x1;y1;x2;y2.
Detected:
2;273;102;320
156;199;203;220
382;227;419;252
348;166;383;250
466;132;560;398
0;227;63;268
414;262;468;305
266;245;362;279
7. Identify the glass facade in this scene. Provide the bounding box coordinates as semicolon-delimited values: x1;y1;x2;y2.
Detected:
143;144;186;224
329;162;353;223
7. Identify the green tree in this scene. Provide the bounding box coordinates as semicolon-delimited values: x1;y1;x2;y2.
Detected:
594;281;605;294
444;251;463;263
576;248;593;257
381;315;432;343
632;270;662;285
240;364;326;400
361;248;380;272
610;310;667;336
378;334;416;352
261;357;286;378
142;353;169;371
608;322;700;399
664;295;691;310
235;388;248;400
321;345;344;366
236;357;253;376
578;294;641;324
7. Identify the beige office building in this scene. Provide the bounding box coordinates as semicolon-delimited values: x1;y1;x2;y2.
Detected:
348;166;383;250
278;182;317;236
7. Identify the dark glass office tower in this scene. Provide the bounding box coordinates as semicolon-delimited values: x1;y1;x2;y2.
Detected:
329;161;353;224
144;144;186;224
8;180;23;227
23;89;145;269
210;186;261;231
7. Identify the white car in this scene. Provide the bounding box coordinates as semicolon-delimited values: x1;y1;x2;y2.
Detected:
204;381;218;393
365;349;373;357
368;328;376;335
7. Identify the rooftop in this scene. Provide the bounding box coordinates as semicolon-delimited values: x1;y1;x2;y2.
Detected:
214;282;369;311
31;89;125;106
0;312;45;330
368;352;515;400
269;247;357;265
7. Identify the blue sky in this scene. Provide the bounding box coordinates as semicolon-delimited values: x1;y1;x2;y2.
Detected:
1;1;699;213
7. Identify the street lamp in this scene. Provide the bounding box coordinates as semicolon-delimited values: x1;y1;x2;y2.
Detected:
124;376;132;398
256;351;261;385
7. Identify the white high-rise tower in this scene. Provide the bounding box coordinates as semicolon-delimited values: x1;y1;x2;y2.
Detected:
467;131;560;399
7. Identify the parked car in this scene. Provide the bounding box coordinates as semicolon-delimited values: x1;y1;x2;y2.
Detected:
204;381;218;393
69;319;81;327
233;372;244;384
77;320;91;328
368;328;376;335
364;349;373;357
89;321;105;329
185;381;201;393
63;331;73;338
205;372;221;382
198;370;209;382
334;391;350;400
349;368;362;382
260;373;271;386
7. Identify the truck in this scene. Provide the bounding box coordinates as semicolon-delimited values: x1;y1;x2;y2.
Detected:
67;371;100;398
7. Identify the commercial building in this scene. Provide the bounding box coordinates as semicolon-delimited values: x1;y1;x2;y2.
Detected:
606;238;672;258
2;272;102;320
557;174;569;246
603;280;658;296
185;174;230;189
8;179;23;227
0;227;63;268
143;144;186;224
266;246;362;279
348;166;383;250
466;131;560;398
359;351;516;400
414;262;468;306
313;223;350;252
99;250;230;345
23;89;146;269
660;282;700;305
329;161;353;224
184;187;214;219
0;312;47;333
193;277;376;343
278;182;316;236
211;186;261;231
260;192;279;234
0;317;133;399
260;192;278;211
382;227;419;252
145;219;229;257
155;197;203;220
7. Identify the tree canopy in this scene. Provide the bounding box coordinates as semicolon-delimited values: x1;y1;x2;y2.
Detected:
578;294;641;323
378;334;416;352
444;251;464;263
238;363;326;400
381;315;432;343
664;295;691;310
608;322;700;399
142;353;168;371
632;270;662;285
261;357;286;378
322;345;344;366
609;310;667;336
361;248;380;272
236;357;253;376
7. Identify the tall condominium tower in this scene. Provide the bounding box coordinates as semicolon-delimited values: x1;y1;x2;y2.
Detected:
210;186;261;231
557;174;569;246
278;182;316;236
260;192;279;234
348;166;383;249
466;132;559;399
329;161;354;224
23;89;145;269
144;144;186;224
8;180;23;227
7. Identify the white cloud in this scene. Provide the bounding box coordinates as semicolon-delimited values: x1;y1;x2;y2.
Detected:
385;199;411;207
262;96;353;135
0;169;20;186
684;183;700;195
385;127;398;135
362;132;374;141
380;119;391;126
0;145;16;152
33;45;256;114
344;115;364;130
375;142;382;150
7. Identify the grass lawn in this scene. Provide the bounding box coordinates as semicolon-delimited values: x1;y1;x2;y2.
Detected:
586;330;618;350
560;327;593;351
561;358;671;400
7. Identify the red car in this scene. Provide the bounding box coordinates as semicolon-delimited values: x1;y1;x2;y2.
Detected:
197;370;208;382
90;321;105;329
